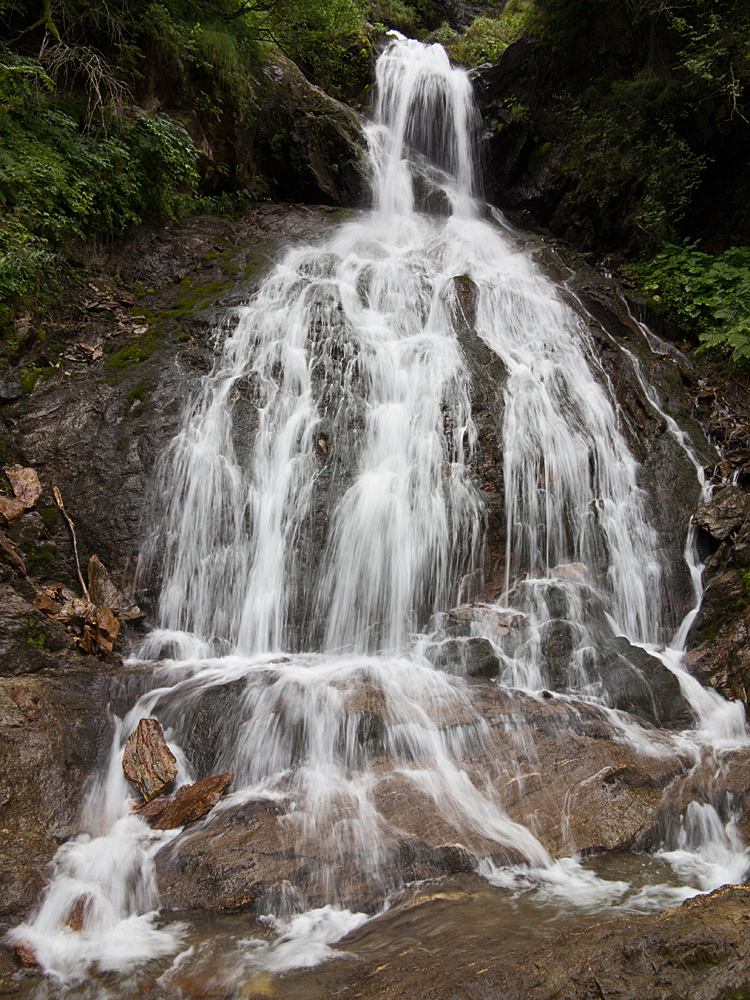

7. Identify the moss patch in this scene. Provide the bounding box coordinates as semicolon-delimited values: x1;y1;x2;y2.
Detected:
26;617;50;650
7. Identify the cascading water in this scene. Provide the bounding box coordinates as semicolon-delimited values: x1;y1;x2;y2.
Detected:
11;34;749;992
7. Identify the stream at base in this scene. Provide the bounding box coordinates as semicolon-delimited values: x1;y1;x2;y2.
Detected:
7;33;750;997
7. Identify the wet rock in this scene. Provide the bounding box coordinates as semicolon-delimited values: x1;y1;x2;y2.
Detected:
0;532;26;576
122;718;178;801
55;597;120;657
316;882;750;1000
155;798;296;912
0;583;77;675
87;554;125;610
601;636;693;729
4;466;42;509
692;484;750;541
66;893;93;932
155;684;693;916
152;772;234;830
0;668;114;922
13;941;38;969
540;619;575;662
551;562;586;582
426;637;500;679
0;496;26;527
685;569;750;709
0;372;22;403
451;274;478;332
447;603;529;637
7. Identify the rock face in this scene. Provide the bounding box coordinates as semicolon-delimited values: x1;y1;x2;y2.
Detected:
122;718;178;801
685;482;750;710
137;43;368;208
0;207;344;608
0;580;79;676
0;666;114;922
251;53;367;206
692;484;750;541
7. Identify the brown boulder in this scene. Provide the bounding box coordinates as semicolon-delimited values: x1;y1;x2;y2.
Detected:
87;554;125;610
151;772;234;830
122;718;178;801
4;465;42;509
0;495;26;527
14;941;38;969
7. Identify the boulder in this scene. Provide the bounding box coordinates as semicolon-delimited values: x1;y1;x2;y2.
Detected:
87;554;125;610
425;637;500;679
692;484;750;541
122;718;178;801
252;53;368;207
151;772;234;830
4;465;42;509
0;495;26;527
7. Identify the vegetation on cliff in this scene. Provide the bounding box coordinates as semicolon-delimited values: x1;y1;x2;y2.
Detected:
0;0;382;328
465;0;750;364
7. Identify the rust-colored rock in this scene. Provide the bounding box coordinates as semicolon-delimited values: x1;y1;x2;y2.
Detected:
66;893;93;932
132;794;175;820
0;494;26;526
14;941;38;969
55;597;120;656
152;772;234;830
0;531;26;576
123;718;178;802
4;465;42;509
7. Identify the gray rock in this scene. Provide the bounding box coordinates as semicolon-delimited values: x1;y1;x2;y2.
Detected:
692;484;750;541
0;373;22;403
426;637;500;678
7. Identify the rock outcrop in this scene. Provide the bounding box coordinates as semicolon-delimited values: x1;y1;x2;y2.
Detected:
0;666;114;923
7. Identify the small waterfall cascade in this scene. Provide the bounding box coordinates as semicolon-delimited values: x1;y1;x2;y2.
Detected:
11;35;749;989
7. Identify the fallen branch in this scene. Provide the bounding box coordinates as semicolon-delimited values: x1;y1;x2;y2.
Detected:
53;486;89;600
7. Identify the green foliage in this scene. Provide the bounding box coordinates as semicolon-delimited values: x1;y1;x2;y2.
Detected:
367;0;416;31
454;2;536;68
565;88;707;243
0;51;199;306
634;244;750;366
267;0;371;96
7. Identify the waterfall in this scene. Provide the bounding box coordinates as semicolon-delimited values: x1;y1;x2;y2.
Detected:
11;34;748;988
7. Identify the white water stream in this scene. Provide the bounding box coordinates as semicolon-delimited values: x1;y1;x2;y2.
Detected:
10;35;749;990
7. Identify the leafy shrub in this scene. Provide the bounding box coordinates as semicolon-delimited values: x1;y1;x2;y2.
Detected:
454;1;537;67
367;0;416;30
633;244;750;365
564;99;707;244
0;51;199;305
